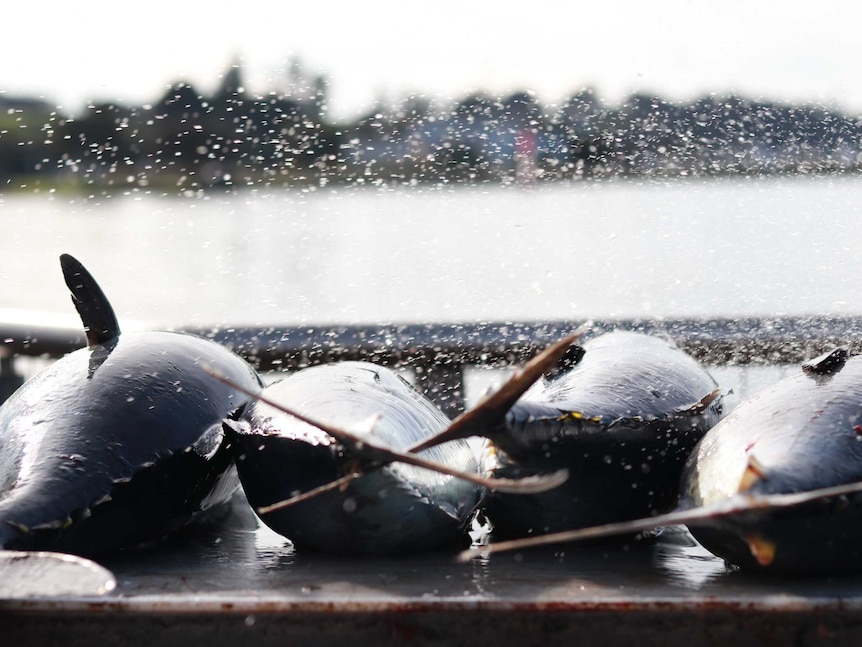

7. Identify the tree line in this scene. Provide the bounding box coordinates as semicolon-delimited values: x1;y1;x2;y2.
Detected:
2;68;860;191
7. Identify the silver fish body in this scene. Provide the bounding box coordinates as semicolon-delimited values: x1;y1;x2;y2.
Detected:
484;331;723;538
680;349;862;571
227;361;484;555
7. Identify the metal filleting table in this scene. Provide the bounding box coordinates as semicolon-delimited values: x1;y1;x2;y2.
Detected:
2;494;862;647
4;318;862;645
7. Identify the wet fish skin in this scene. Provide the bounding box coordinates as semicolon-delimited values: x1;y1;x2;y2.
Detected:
681;351;862;571
0;255;262;556
227;361;485;556
483;330;724;538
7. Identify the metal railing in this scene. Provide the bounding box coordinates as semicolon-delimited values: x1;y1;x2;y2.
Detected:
3;316;862;416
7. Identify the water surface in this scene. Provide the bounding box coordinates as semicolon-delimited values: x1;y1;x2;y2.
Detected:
2;175;860;328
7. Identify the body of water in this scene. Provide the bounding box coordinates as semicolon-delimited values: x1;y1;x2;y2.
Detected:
2;175;862;329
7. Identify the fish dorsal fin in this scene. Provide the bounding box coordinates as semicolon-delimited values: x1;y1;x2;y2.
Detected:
60;254;121;348
205;365;570;514
802;347;848;376
672;388;723;417
543;343;586;381
456;479;862;562
406;330;586;453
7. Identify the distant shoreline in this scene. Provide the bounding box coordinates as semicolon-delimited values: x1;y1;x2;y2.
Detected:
4;75;861;192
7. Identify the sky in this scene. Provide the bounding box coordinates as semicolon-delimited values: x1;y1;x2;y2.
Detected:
3;1;862;121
